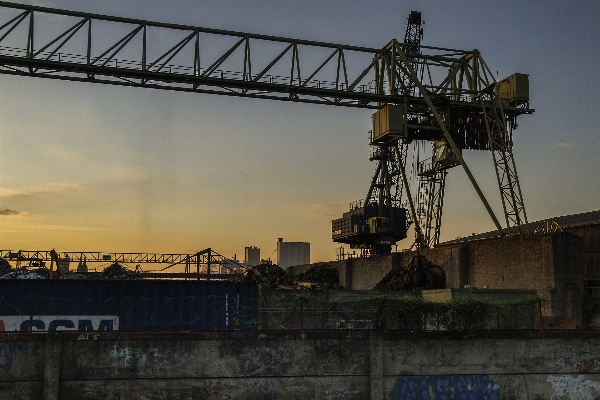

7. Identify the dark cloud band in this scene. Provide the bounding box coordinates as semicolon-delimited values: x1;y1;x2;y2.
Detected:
0;209;27;216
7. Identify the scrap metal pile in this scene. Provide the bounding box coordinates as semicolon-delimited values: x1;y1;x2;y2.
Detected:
99;262;142;280
0;260;49;279
0;267;47;279
241;263;340;289
374;253;445;291
241;264;293;288
295;263;341;289
0;259;12;276
0;260;143;280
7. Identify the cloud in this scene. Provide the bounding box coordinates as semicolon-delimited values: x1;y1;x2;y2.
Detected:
0;183;83;199
554;142;575;147
307;200;354;218
0;224;107;232
0;209;29;216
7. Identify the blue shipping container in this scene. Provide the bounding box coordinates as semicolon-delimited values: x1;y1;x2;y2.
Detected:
0;280;258;332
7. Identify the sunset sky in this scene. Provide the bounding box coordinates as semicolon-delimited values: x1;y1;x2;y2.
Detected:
1;0;599;264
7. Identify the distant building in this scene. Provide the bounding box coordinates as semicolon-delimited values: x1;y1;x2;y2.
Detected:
277;238;310;269
244;246;260;267
58;257;70;275
225;255;243;273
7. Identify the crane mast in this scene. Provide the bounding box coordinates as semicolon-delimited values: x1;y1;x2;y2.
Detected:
333;11;452;254
331;12;427;256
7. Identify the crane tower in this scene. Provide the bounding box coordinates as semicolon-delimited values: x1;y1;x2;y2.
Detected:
332;11;532;255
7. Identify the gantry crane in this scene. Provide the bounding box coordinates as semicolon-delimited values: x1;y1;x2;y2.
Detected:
332;11;532;255
0;3;533;256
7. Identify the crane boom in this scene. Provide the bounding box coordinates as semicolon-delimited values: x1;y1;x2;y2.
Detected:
0;1;524;115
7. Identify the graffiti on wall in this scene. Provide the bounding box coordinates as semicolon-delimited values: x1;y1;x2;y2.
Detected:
327;383;354;400
547;375;600;400
191;381;237;399
238;347;294;394
110;345;141;367
392;375;499;400
0;334;27;371
555;358;594;373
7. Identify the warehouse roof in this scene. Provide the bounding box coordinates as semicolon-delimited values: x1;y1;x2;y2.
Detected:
441;209;600;245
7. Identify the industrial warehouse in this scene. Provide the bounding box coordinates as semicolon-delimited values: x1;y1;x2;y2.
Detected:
1;1;599;400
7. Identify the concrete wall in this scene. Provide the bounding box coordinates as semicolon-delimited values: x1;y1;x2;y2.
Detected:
303;232;585;321
564;224;600;280
1;331;599;400
289;255;402;290
459;232;585;321
347;255;402;290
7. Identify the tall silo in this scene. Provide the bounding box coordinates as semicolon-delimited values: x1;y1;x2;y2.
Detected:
276;238;310;269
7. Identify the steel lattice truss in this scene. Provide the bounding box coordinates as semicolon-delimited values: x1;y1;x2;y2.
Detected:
0;248;243;276
0;2;534;242
0;1;390;108
480;94;528;233
365;146;403;216
417;170;447;248
0;1;519;111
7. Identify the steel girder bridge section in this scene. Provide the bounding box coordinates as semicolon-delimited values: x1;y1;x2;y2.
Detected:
0;248;244;279
0;2;533;249
0;1;401;108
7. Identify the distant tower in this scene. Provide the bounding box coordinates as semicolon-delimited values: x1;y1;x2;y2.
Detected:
77;257;88;273
276;238;310;269
244;246;260;267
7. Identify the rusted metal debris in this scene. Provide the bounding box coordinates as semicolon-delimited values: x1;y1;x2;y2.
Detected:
240;263;341;289
374;253;445;291
241;264;293;288
0;259;49;279
99;262;142;280
0;259;144;280
0;258;12;276
295;263;341;289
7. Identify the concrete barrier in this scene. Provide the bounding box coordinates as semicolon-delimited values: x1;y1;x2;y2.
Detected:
1;331;599;399
290;232;586;322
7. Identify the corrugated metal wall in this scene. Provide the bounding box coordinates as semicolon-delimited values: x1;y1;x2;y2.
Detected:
564;224;600;281
0;280;258;332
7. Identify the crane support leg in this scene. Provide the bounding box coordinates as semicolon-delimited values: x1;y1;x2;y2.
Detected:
394;144;425;248
481;97;529;234
417;170;447;248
